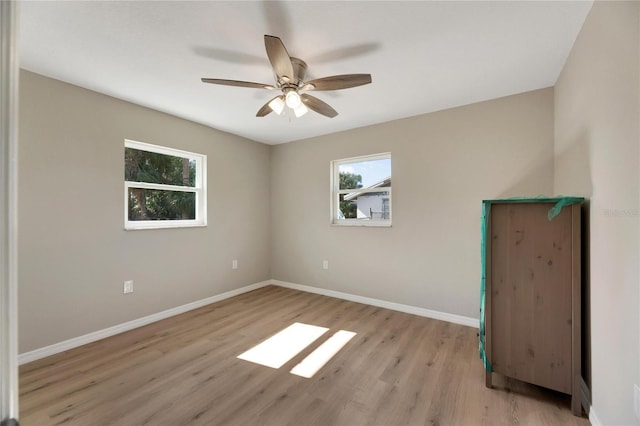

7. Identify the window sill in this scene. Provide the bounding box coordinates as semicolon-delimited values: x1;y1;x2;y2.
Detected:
331;221;392;228
125;221;207;231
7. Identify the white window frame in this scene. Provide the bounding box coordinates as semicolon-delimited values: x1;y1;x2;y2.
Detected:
124;139;207;230
330;152;392;227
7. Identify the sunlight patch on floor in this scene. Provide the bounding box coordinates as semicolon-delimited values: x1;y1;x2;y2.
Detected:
290;330;357;378
237;322;328;368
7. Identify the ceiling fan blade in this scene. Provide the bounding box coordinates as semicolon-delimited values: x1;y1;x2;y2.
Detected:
301;94;338;118
264;35;295;84
201;78;276;90
302;74;372;91
256;100;274;117
256;95;285;117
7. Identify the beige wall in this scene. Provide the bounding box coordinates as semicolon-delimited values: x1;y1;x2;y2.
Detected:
18;71;272;352
19;74;555;353
271;88;554;319
16;5;640;422
554;1;640;425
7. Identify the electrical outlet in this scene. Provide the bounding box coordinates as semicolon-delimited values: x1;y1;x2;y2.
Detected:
232;259;238;270
123;280;133;294
634;384;640;420
323;260;329;270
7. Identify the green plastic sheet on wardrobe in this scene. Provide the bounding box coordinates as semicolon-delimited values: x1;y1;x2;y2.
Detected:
478;196;585;372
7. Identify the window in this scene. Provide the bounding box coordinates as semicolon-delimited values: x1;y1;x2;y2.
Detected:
124;140;206;230
331;153;392;226
381;198;390;220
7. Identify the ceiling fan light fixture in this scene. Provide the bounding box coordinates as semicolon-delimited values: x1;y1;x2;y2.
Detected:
202;35;372;119
293;103;308;118
269;96;285;115
285;90;302;109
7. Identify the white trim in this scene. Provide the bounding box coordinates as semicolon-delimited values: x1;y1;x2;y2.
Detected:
124;139;207;230
124;219;207;231
125;181;197;193
19;279;480;365
18;280;271;365
1;0;20;419
338;187;392;196
271;280;479;328
588;405;602;426
330;152;392;226
125;139;201;160
331;219;392;228
333;152;391;166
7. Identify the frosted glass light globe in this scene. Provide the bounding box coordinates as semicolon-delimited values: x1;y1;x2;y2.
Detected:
294;103;308;118
285;91;301;109
268;97;285;115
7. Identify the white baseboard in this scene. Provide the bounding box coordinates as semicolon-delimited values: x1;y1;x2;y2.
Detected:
588;405;602;426
271;280;479;328
18;278;602;421
20;279;479;365
18;280;271;365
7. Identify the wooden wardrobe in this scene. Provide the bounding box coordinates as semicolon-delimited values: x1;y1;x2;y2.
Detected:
481;198;584;416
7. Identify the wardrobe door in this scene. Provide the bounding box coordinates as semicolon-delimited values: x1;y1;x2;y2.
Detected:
490;203;573;394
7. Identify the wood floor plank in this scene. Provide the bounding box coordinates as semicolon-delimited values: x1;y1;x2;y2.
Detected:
19;286;590;425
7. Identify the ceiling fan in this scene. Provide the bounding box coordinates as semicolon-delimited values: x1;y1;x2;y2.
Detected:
201;35;372;118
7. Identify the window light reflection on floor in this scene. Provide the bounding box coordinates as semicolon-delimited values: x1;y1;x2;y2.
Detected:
237;323;357;378
290;330;357;378
237;322;328;369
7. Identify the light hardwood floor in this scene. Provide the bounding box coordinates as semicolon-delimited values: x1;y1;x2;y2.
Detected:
19;286;591;425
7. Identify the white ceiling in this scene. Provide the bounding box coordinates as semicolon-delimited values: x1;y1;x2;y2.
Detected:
19;1;593;145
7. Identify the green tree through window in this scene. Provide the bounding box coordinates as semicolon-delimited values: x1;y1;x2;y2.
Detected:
125;148;197;221
339;172;362;219
124;139;207;230
331;153;391;226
